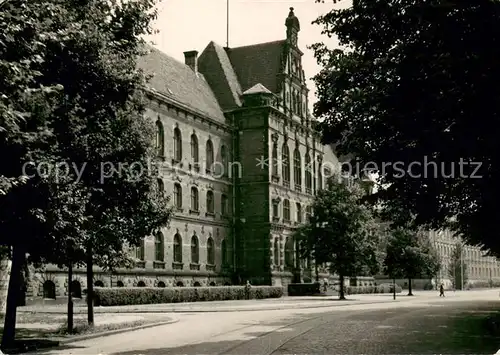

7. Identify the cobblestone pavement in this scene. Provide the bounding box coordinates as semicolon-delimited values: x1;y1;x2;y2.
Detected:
35;291;500;354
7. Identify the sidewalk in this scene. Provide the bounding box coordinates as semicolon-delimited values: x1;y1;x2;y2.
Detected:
0;313;178;353
18;294;409;314
18;288;499;314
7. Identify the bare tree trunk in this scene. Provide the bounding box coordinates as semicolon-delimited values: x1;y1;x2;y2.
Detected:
339;274;346;300
67;262;73;333
86;244;94;326
1;246;25;349
408;278;413;296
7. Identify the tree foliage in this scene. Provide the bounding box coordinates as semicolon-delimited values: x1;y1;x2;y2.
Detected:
384;226;441;281
0;0;169;266
296;177;379;299
0;0;171;346
312;0;500;254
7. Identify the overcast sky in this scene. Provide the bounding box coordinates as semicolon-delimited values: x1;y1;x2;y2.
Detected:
147;0;349;108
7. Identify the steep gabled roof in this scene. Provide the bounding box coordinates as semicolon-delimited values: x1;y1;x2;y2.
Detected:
226;40;286;93
198;41;242;111
137;45;225;123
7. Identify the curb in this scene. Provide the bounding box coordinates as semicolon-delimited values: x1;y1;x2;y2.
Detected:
129;299;403;313
58;317;179;344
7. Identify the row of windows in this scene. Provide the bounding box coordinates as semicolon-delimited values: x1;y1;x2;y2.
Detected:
156;122;228;174
162;183;229;216
136;233;228;265
271;142;329;193
272;199;312;223
436;243;492;261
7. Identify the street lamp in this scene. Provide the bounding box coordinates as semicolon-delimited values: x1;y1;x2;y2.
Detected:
461;243;464;291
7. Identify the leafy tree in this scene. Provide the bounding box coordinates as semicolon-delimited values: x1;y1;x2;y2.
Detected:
447;243;468;290
296;177;378;300
384;226;440;295
312;0;500;254
0;0;171;347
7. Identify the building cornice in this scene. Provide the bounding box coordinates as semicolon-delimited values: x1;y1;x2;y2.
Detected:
144;88;234;134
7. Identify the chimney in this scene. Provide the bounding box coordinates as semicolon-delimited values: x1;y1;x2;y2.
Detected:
183;50;198;73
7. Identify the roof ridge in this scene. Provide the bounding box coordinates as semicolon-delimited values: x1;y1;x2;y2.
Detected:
229;39;286;50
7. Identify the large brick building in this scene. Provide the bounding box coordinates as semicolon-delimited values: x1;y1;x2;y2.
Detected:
29;7;342;299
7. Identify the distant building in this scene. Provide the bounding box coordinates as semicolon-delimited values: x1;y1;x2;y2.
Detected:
28;7;344;300
376;229;500;290
428;229;500;288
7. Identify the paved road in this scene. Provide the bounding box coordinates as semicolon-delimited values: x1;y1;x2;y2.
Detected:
37;290;500;355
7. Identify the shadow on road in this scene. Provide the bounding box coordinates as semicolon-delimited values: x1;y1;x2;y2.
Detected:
106;302;500;355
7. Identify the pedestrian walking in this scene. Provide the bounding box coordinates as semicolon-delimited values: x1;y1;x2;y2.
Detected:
439;283;445;297
245;280;251;300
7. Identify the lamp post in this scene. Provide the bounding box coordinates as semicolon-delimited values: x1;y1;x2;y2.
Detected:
460;244;464;291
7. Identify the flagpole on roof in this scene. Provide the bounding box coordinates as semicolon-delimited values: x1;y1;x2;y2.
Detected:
226;0;229;48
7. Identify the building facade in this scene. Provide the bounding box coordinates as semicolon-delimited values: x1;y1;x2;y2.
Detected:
28;8;343;300
429;229;500;288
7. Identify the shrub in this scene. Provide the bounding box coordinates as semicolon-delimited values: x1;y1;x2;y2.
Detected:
345;284;402;295
91;286;283;306
288;283;321;296
423;283;434;290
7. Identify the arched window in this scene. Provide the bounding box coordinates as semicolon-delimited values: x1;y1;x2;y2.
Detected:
191;133;199;163
191;187;199;211
283;199;290;221
206;139;214;172
116;281;124;287
293;148;302;190
94;280;104;287
157;281;166;288
274;238;279;266
193;281;201;287
221;194;228;216
136;238;145;260
137;281;146;287
70;280;82;298
221;239;227;265
282;143;290;186
156;119;164;157
155;232;164;261
157;178;164;194
176;281;184;287
221;145;228;176
191;235;199;263
296;202;302;223
43;280;56;299
305;153;312;193
317;160;323;191
174;183;182;209
206;190;214;214
285;238;294;268
174;233;182;263
272;142;278;176
207;237;215;265
173;127;182;162
209;281;216;286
